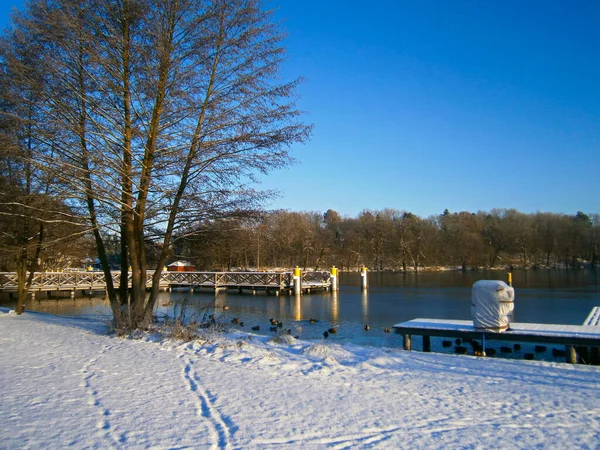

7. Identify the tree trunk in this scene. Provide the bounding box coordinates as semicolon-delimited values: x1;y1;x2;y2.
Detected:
26;223;44;289
15;248;27;314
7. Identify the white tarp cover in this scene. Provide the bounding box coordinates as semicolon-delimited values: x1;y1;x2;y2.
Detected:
471;280;514;332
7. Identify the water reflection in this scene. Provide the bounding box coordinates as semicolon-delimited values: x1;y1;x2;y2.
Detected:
331;291;339;323
279;296;288;319
293;295;301;321
214;292;226;310
361;291;369;324
25;296;111;318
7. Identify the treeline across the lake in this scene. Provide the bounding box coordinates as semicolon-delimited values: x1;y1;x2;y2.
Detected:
173;208;600;272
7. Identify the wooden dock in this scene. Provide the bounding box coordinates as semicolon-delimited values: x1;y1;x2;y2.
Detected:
0;270;332;297
393;318;600;364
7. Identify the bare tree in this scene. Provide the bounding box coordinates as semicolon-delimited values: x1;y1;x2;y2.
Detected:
0;30;92;312
2;0;311;328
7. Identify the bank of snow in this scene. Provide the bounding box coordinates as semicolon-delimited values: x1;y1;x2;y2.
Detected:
1;308;599;449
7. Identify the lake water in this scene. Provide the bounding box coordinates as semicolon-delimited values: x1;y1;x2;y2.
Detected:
3;269;599;357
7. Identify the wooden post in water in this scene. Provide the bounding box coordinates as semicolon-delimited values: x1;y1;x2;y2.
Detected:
293;266;302;295
590;347;600;365
577;346;589;364
330;266;339;291
507;272;512;287
423;335;431;352
360;266;368;291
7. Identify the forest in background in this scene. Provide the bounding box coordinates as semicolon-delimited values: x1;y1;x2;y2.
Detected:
1;200;598;273
171;208;599;272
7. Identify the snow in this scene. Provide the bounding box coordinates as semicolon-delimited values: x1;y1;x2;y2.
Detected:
1;308;599;449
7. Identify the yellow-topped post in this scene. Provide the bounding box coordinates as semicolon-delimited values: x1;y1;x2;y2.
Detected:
360;265;368;291
330;266;339;291
293;266;302;295
507;272;514;322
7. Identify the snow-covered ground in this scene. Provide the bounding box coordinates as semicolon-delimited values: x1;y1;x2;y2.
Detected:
1;308;599;449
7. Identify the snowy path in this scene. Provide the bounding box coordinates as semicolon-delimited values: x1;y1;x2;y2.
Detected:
179;353;235;449
1;310;599;449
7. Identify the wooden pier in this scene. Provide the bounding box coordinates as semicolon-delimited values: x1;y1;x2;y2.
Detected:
167;270;331;294
393;317;600;364
0;270;332;297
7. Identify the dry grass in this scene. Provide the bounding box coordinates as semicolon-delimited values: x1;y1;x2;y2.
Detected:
112;297;229;343
167;319;199;342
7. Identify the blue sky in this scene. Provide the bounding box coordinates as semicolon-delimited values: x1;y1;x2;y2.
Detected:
2;1;599;218
265;0;600;218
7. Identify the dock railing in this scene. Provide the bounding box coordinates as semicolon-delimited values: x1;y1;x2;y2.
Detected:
0;270;331;294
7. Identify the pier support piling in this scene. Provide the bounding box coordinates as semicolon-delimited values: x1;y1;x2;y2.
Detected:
577;346;589;364
590;347;600;365
423;335;431;352
423;334;431;352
